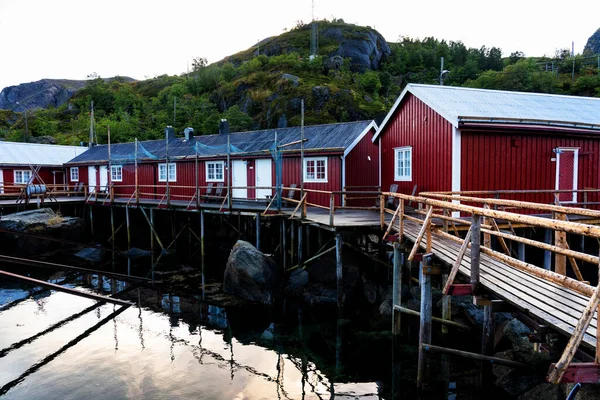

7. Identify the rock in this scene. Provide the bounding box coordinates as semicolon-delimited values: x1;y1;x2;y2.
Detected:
584;28;600;55
321;26;391;72
281;73;300;87
451;295;485;325
74;246;105;262
123;247;152;259
495;369;542;397
285;269;308;297
361;273;378;305
518;383;565;400
302;284;337;306
324;56;344;71
311;86;330;112
29;135;57;144
492;350;516;380
364;95;373;103
0;208;83;256
223;240;279;305
503;318;533;344
565;382;600;399
379;299;392;316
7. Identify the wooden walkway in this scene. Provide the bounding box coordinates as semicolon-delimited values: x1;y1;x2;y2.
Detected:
402;219;598;350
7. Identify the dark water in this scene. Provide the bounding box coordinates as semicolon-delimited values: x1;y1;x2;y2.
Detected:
0;256;497;400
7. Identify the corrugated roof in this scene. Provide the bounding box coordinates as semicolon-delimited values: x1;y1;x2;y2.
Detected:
66;120;376;164
375;84;600;140
0;141;88;166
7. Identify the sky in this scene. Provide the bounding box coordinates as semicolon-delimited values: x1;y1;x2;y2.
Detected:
0;0;599;91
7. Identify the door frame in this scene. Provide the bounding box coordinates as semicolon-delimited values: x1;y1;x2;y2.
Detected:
554;147;579;203
255;159;272;199
88;166;97;193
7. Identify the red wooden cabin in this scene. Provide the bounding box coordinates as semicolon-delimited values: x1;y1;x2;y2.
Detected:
0;142;87;195
374;84;600;207
64;121;379;208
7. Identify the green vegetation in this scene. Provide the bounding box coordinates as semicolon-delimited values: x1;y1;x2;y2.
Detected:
1;20;599;144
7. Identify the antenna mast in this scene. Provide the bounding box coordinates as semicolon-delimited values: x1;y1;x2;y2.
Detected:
89;100;95;148
310;0;318;59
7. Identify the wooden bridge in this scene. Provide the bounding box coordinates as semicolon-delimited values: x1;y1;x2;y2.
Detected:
2;181;600;385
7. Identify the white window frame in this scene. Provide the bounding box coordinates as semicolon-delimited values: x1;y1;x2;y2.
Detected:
206;161;225;182
14;170;32;184
394;147;412;182
158;163;177;182
110;165;123;182
304;157;328;183
70;167;79;182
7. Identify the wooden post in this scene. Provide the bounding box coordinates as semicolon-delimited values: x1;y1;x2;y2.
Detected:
417;253;434;389
306;225;311;258
298;223;304;269
329;194;335;226
282;219;287;271
544;229;552;270
200;210;205;266
110;206;115;249
89;206;94;236
442;274;451;334
380;194;385;230
518;241;526;262
336;233;343;308
150;208;154;254
255;213;261;252
125;206;131;250
554;212;567;275
470;214;481;295
392;242;403;335
399;199;405;242
290;220;295;265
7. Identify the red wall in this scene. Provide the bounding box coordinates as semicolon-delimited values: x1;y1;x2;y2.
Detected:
67;166;89;187
2;167;65;193
345;128;380;206
380;94;453;195
281;154;343;207
461;131;600;207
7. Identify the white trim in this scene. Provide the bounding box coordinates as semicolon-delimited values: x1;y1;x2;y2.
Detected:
341;155;346;206
554;147;579;203
206;160;225;182
344;120;378;157
378;137;381;188
70;167;79;182
451;126;462;218
304;157;328;183
14;169;32;184
0;169;3;194
158;163;177;182
110;165;123;182
393;147;412;182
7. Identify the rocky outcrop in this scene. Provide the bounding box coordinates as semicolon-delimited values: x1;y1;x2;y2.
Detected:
0;79;87;111
584;28;600;55
223;240;280;305
0;208;83;256
321;26;391;72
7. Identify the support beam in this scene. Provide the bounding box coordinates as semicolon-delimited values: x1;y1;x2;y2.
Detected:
392;242;402;335
482;304;494;356
126;206;131;250
423;344;527;368
554;212;567;275
442;274;451;334
394;305;470;330
282;219;287;271
89;206;94;236
470;214;481;295
544;228;552;270
298;223;303;269
336;233;343;308
417;253;434;389
255;213;261;251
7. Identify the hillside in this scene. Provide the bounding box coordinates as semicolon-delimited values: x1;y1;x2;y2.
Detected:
0;20;599;145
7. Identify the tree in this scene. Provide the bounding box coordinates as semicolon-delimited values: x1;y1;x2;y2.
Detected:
191;57;208;71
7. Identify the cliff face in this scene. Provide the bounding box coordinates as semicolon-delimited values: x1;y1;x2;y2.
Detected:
0;79;89;111
584;28;600;55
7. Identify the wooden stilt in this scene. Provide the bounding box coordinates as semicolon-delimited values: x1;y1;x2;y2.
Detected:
110;206;115;249
298;223;303;269
89;206;94;236
125;207;131;250
518;241;526;262
255;213;261;251
336;233;343;308
392;242;403;335
442;274;451;334
306;225;311;258
417;253;434;389
470;214;481;295
291;219;295;265
150;208;155;254
554;212;567;275
282;219;287;271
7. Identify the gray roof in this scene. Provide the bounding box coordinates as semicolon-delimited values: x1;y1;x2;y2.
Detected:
375;84;600;140
66;120;377;164
0;141;87;166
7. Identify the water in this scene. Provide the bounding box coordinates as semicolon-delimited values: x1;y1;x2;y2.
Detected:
0;259;506;399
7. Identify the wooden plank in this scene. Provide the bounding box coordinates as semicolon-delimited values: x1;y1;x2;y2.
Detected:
471;215;481;294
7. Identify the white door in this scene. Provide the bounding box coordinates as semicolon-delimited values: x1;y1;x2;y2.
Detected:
232;160;247;199
555;148;579;203
88;166;97;193
255;159;272;199
99;165;108;192
0;169;4;194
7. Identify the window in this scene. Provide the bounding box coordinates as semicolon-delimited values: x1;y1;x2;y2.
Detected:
206;161;224;182
304;157;327;182
394;147;412;181
158;163;177;182
70;167;79;182
111;165;123;182
14;170;32;184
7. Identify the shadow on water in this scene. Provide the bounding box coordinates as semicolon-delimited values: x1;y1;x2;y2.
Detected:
0;250;514;400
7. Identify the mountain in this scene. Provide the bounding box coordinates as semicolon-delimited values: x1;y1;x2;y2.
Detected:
0;77;135;112
584;28;600;55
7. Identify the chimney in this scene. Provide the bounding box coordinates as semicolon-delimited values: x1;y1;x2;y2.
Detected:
184;127;195;141
165;126;176;140
219;119;230;135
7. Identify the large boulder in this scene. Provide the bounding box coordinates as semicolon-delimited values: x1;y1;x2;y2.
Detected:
223;240;279;305
0;208;83;256
321;26;391;72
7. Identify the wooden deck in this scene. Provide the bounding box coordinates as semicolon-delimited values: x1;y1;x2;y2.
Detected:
402;219;598;350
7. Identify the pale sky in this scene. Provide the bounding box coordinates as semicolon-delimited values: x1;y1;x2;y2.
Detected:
1;0;598;91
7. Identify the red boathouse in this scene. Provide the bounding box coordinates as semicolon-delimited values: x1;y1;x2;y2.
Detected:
374;84;600;205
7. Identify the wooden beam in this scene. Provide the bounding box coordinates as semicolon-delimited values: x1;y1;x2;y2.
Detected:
442;226;472;295
394;305;470;330
470;214;481;295
417;253;434;389
547;260;600;384
554;212;567;275
392;242;402;335
408;206;434;261
548;363;600;383
423;344;528;368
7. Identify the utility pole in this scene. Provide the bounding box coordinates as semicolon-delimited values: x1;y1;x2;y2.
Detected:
24;109;28;142
173;97;177;127
89;100;95;148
